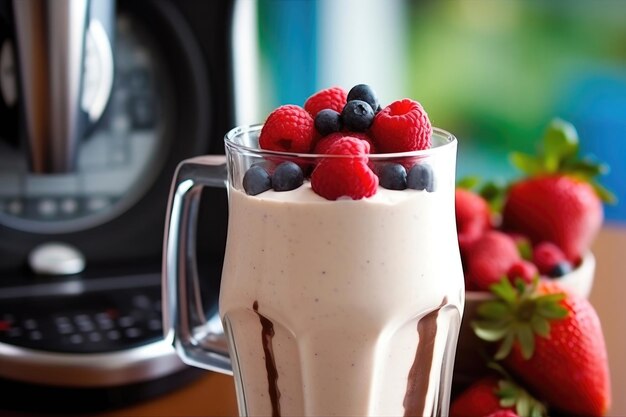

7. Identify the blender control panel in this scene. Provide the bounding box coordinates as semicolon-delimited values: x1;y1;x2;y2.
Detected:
0;285;164;353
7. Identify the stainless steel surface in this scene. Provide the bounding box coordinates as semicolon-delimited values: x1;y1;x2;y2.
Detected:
163;155;231;375
0;338;186;387
12;0;89;173
0;11;170;234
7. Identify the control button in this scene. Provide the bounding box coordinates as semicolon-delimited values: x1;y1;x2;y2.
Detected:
118;316;134;328
37;198;58;217
86;196;109;212
60;198;79;215
96;316;113;330
132;294;151;309
77;321;95;332
107;330;120;341
0;320;11;331
148;319;162;331
8;328;22;337
23;319;37;330
29;331;43;340
7;199;23;215
125;327;142;338
28;242;86;275
88;332;102;342
69;334;84;344
57;323;74;334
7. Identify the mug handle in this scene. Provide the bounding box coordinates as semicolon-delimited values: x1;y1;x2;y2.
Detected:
162;155;232;375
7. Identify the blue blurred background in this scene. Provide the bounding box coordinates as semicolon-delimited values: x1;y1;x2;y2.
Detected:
253;0;625;224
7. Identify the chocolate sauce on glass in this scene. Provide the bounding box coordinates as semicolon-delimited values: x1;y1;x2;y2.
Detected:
403;297;448;417
253;301;281;417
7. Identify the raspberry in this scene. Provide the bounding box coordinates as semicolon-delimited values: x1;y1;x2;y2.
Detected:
313;132;376;154
465;230;521;291
370;99;432;153
304;86;347;118
259;105;315;153
507;259;538;285
532;241;568;276
455;188;492;254
311;137;378;200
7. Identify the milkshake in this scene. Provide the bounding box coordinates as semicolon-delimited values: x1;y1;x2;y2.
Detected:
162;84;464;416
220;181;463;416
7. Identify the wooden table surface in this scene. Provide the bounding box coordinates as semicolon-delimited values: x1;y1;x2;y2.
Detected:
2;225;625;417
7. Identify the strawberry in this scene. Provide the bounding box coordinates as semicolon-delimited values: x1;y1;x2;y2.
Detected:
485;411;520;417
464;231;521;291
472;278;611;416
501;118;615;263
455;187;492;254
507;260;537;285
450;375;546;417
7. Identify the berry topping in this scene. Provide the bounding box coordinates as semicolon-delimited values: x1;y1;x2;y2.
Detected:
550;261;573;278
314;109;342;136
311;137;378;200
243;165;272;196
304;86;348;118
532;241;568;276
465;231;521;291
371;99;432;152
407;163;434;192
272;161;304;192
507;259;538;285
314;132;376;154
455;188;492;254
346;84;379;115
378;163;407;190
259;105;315;153
341;100;375;132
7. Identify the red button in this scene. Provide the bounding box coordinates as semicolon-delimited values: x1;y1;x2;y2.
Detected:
0;321;11;331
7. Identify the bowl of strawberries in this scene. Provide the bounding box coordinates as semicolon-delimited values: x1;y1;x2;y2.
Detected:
452;119;615;417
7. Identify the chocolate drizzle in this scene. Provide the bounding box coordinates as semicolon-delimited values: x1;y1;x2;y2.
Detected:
403;297;448;417
253;301;281;417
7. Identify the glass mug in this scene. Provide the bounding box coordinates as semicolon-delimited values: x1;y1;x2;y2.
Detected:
162;124;465;416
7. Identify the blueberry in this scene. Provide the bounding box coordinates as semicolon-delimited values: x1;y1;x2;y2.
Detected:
342;100;375;132
550;261;573;278
378;163;407;190
407;164;435;192
315;109;342;136
272;161;304;191
243;165;272;195
347;84;379;114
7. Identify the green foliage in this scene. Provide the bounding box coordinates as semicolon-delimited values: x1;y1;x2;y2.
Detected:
471;277;568;361
509;118;616;203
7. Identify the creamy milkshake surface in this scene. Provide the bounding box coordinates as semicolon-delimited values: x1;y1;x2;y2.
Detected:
219;182;464;416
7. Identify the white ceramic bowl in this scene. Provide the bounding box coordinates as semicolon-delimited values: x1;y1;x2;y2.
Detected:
454;252;596;384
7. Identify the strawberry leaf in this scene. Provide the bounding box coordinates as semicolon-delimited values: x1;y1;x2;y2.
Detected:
495;377;549;417
472;321;510;342
592;181;618;204
456;175;482;190
542;118;579;170
495;332;516;360
489;278;518;306
477;300;511;319
530;315;551;337
510;152;543;176
517;324;535;359
537;302;568;319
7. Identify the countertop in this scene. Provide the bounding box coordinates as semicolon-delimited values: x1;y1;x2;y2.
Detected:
2;225;625;417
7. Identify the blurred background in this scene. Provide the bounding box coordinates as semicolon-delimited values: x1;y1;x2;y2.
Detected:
253;0;625;224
